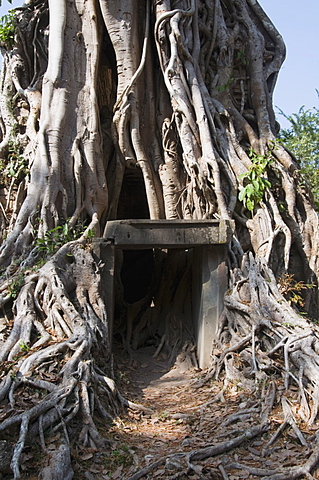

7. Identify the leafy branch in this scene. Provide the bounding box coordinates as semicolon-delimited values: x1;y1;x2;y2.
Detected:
4;139;28;181
238;149;272;212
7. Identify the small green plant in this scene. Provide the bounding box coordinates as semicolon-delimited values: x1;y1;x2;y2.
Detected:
216;75;234;92
158;411;170;421
5;142;28;178
31;258;46;271
8;273;24;299
282;322;294;328
0;139;29;186
238;149;272;212
35;222;95;256
103;444;134;470
35;226;66;255
86;228;95;241
117;370;130;385
19;341;30;352
0;10;16;48
236;49;247;65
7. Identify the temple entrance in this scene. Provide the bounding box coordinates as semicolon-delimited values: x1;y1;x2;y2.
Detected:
97;219;232;368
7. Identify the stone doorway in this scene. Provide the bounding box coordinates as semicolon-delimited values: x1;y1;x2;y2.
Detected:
96;219;232;368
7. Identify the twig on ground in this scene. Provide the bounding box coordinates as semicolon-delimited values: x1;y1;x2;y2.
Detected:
263;397;307;454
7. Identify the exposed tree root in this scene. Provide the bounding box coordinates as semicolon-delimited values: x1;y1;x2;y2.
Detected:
38;443;74;480
210;253;319;428
0;243;140;477
1;244;319;477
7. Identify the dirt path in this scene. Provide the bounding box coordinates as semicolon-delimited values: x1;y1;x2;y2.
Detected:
72;346;319;480
108;345;219;478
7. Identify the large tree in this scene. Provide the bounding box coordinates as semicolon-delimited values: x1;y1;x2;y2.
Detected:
0;0;319;478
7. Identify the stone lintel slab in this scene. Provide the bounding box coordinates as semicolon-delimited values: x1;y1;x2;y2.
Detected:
103;219;233;249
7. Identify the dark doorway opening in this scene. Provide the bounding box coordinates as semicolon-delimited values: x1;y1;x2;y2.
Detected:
117;167;150;220
120;249;154;304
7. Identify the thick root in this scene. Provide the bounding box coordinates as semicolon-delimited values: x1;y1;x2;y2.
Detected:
38;443;74;480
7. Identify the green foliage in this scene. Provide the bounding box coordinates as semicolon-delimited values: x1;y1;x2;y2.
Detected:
0;133;28;186
19;341;30;352
4;139;28;181
158;411;170;421
216;75;234;92
236;49;247;65
0;10;15;48
35;226;68;255
278;102;319;209
103;444;134;470
35;222;95;256
8;272;24;298
85;228;95;241
238;149;272;212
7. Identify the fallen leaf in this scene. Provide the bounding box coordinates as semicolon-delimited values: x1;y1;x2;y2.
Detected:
111;466;123;479
82;452;94;461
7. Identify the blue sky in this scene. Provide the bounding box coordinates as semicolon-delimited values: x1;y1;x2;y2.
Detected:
258;0;319;127
1;0;318;128
0;0;20;17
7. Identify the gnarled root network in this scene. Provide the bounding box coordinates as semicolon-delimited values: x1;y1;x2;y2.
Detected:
0;243;143;478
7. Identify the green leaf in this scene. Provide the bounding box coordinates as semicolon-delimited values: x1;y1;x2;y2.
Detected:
62;223;69;237
246;198;255;211
238;187;246;202
49;226;62;233
252;179;260;192
0;10;15;47
245;184;255;197
86;229;95;240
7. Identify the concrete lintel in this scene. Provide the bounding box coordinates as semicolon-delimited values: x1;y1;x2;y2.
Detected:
103;219;233;249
